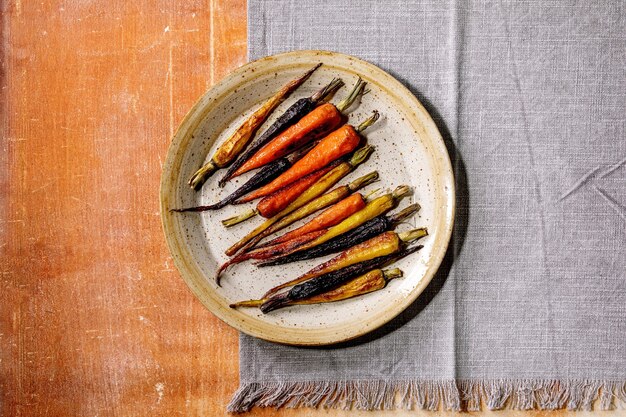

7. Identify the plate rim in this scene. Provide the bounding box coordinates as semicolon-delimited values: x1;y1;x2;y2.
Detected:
160;49;455;346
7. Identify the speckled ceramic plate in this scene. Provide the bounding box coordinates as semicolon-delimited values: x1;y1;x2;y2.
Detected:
160;50;454;346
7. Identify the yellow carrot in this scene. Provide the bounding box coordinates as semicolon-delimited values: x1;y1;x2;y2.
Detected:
278;185;412;258
264;228;427;297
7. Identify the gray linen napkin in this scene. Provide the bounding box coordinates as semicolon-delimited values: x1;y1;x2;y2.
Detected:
229;0;626;412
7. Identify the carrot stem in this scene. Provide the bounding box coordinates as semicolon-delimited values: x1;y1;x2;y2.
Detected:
222;209;258;227
336;77;367;113
355;110;380;133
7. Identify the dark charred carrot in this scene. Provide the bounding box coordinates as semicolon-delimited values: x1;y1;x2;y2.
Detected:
230;268;403;309
221;162;339;227
230;78;367;178
257;203;421;267
218;78;344;187
261;192;367;247
188;64;321;190
215;230;325;282
240;111;379;202
172;143;315;212
259;244;424;313
172;158;290;212
263;228;427;297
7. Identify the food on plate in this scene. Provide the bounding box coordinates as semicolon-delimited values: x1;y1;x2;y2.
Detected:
258;244;424;313
235;171;378;252
257;203;421;269
239;162;338;221
216;186;380;278
216;230;327;280
223;144;374;228
237;111;379;202
224;145;375;257
263;228;427;298
188;63;321;190
218;77;345;187
230;268;403;309
254;184;412;263
260;192;370;248
229;77;367;179
176;66;430;313
173;149;301;212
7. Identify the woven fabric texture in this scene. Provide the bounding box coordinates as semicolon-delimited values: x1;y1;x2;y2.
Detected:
230;0;626;411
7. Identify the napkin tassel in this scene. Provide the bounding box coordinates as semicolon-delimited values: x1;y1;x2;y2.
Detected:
227;379;626;412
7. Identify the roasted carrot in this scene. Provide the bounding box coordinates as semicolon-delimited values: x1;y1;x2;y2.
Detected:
172;144;314;212
263;229;427;297
260;244;424;313
223;144;373;227
220;160;341;227
230;268;402;309
215;230;326;279
223;166;336;226
230;77;367;178
216;190;376;279
224;146;375;256
172;159;290;212
254;163;338;218
221;165;335;227
261;193;367;248
239;111;379;202
235;171;378;253
255;185;411;262
231;103;340;177
258;203;421;267
218;78;344;187
188;64;321;190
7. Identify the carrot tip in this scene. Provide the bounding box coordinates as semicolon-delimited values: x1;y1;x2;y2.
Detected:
348;171;379;192
349;145;375;166
392;185;412;199
217;177;229;188
398;228;428;243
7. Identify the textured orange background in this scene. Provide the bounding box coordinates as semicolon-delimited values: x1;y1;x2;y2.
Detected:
1;0;624;415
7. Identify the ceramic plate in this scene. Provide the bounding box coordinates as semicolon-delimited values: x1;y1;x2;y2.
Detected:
160;50;454;345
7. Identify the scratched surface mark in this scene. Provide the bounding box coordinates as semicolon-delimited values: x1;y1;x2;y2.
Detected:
1;0;625;416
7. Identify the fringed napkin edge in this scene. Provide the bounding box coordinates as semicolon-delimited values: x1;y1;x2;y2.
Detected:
227;379;626;413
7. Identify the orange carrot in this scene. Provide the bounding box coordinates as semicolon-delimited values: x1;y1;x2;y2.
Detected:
248;163;338;218
231;103;343;178
238;111;378;202
260;192;367;248
229;78;367;179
